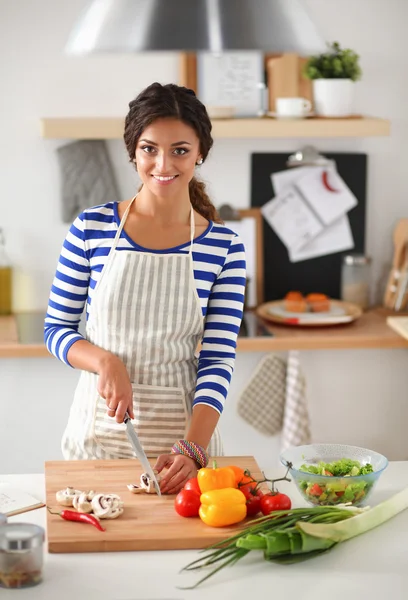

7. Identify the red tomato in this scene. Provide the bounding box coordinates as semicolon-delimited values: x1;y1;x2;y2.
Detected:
184;477;201;496
241;485;263;517
174;489;201;518
309;484;323;497
260;492;292;515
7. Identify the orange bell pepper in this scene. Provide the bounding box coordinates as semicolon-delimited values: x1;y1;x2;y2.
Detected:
197;461;237;493
199;488;247;527
227;466;257;491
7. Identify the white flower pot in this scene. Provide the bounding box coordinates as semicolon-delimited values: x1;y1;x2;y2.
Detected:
312;79;356;117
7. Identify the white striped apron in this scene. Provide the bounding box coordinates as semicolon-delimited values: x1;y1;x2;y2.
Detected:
61;196;223;460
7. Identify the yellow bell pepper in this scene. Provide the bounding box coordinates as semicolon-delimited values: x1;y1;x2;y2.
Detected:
199;488;247;527
197;461;237;493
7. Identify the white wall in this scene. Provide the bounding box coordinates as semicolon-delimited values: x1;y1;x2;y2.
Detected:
1;0;408;473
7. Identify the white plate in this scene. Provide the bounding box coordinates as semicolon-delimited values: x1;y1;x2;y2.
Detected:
256;299;363;327
269;303;346;320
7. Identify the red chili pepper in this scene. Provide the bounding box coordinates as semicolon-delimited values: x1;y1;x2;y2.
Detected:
47;507;105;531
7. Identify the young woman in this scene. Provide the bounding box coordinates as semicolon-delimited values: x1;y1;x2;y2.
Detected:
45;82;246;494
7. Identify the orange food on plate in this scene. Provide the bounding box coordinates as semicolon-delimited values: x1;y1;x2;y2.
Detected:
285;291;303;300
306;293;330;312
284;291;308;313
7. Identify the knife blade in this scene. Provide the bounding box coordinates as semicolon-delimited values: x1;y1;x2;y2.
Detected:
123;413;162;496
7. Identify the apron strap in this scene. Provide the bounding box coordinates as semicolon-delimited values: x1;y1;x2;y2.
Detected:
189;206;195;256
94;196;136;295
112;195;136;250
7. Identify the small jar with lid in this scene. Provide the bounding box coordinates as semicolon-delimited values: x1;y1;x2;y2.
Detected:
0;228;12;315
0;523;45;589
341;254;371;310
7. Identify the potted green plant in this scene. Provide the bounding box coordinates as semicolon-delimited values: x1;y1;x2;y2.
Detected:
304;41;362;117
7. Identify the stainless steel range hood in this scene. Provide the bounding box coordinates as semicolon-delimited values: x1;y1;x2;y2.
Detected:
66;0;325;55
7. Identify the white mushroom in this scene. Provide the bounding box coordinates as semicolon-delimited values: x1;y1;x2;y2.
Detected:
140;472;161;494
91;493;124;519
56;487;83;507
72;491;95;513
127;484;145;494
127;471;162;495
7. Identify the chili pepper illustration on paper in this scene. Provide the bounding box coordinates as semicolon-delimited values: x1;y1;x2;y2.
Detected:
322;170;340;192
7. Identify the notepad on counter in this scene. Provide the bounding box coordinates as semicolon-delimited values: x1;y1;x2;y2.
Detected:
0;483;44;517
387;316;408;341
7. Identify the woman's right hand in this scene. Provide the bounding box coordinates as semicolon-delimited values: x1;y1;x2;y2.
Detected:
97;353;134;423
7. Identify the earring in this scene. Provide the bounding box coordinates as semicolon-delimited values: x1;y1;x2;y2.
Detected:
196;158;203;165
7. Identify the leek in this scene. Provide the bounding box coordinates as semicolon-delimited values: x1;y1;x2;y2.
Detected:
179;489;408;589
298;486;408;542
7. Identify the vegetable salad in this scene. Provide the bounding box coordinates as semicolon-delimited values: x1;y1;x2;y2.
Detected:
298;458;374;505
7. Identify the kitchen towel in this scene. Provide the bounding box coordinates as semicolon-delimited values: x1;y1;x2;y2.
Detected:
281;350;311;451
56;140;120;223
237;351;311;450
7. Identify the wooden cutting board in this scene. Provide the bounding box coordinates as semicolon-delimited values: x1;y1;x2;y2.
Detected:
45;456;263;553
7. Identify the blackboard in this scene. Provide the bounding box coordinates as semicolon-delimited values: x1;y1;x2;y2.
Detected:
250;152;367;301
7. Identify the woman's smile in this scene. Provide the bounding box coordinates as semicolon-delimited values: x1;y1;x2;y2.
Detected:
151;174;179;185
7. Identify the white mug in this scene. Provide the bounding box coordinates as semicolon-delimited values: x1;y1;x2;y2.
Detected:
275;97;312;118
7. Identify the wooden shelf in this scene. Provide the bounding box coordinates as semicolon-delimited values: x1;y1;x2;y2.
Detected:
40;116;390;140
0;313;49;358
1;308;407;358
237;307;408;352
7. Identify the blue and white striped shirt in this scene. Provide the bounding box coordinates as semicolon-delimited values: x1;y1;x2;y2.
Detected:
44;202;246;414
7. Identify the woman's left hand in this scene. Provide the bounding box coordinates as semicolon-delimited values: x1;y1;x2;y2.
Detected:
153;454;198;495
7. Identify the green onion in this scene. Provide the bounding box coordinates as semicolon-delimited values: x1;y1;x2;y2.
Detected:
179;490;408;589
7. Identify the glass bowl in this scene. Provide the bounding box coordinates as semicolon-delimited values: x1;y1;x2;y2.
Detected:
280;443;388;507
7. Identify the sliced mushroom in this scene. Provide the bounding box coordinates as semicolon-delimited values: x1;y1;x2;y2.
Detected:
72;491;95;513
56;487;83;507
140;472;162;494
127;484;145;494
127;471;162;495
91;493;124;519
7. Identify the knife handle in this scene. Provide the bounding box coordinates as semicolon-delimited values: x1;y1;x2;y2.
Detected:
123;412;131;424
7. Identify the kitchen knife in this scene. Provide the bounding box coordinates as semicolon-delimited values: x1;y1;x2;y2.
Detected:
123;412;162;496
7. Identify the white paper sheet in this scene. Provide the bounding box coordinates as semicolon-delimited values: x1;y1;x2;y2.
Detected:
0;482;44;516
269;166;355;262
289;216;354;263
294;166;358;226
261;187;324;252
271;166;316;195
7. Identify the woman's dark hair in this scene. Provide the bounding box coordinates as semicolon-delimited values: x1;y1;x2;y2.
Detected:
124;82;221;223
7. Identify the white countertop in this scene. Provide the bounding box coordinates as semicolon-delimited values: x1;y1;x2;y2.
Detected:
2;462;408;600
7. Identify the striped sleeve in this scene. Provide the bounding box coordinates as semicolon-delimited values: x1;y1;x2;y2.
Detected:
193;233;246;414
44;213;90;365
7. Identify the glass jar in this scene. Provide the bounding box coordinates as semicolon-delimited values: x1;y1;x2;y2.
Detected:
0;229;12;315
0;523;45;589
341;254;371;310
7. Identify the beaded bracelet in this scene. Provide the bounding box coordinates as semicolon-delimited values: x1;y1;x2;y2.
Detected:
171;439;210;469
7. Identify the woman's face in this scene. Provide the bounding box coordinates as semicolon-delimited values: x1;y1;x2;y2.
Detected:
135;117;202;198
